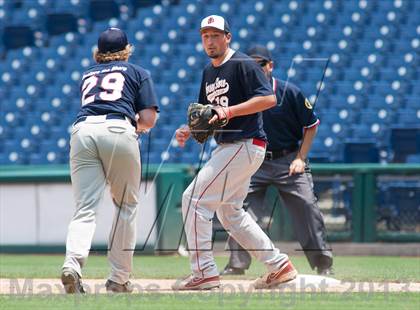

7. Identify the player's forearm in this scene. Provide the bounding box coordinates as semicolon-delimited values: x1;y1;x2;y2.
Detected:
137;108;158;129
229;95;276;118
297;126;318;160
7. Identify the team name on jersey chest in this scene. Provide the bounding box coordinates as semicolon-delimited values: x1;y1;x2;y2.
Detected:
205;77;230;103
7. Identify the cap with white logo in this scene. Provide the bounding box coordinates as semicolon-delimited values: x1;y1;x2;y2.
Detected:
200;15;230;33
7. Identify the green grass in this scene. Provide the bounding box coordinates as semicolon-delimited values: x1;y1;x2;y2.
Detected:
1;254;419;309
1;293;419;309
1;254;419;282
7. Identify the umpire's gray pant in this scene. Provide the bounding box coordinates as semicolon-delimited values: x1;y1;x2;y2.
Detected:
63;116;140;284
227;151;332;271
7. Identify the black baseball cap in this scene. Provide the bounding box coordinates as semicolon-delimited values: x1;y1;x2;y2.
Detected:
246;45;272;62
98;27;128;53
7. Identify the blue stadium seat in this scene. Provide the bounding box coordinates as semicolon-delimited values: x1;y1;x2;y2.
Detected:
54;0;89;14
350;124;375;141
397;110;420;126
406;154;420;163
0;0;418;165
405;96;420;109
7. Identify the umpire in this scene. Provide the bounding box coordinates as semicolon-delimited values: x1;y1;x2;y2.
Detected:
221;45;333;276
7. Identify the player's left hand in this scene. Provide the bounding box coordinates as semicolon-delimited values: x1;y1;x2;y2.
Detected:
289;158;306;176
135;109;158;134
136;128;149;134
209;105;232;125
136;120;150;134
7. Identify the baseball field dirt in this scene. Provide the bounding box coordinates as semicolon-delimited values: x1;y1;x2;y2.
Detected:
1;254;419;309
1;275;420;295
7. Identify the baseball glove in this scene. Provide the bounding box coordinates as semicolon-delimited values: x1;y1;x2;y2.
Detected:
187;103;229;143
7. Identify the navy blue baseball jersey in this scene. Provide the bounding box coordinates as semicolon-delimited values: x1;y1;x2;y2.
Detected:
198;51;273;143
263;78;319;151
77;60;159;123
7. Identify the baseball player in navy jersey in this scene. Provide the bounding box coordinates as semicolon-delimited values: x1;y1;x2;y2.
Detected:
61;28;159;294
221;45;333;276
173;15;297;290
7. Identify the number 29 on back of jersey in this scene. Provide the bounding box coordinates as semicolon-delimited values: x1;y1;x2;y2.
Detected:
81;72;125;105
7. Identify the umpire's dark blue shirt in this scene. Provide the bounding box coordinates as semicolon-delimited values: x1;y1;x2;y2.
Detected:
77;60;159;124
198;50;273;144
264;78;319;151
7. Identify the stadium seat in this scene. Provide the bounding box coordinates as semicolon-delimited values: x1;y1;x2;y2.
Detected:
406;154;420;164
0;0;419;165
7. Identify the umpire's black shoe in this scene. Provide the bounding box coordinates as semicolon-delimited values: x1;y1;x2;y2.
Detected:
61;268;86;294
105;279;134;293
317;255;333;276
220;267;246;276
317;267;334;276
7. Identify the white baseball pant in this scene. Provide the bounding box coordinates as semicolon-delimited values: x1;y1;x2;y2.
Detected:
182;138;289;278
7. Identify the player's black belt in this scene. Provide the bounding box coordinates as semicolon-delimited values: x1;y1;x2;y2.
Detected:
265;147;298;160
74;114;133;126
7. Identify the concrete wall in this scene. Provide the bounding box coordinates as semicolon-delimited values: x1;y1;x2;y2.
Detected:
0;181;157;247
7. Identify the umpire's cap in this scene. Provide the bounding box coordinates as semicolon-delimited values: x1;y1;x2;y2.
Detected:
98;28;128;53
247;45;273;62
200;15;231;33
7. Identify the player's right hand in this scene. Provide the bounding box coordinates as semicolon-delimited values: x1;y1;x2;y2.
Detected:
209;105;232;125
175;125;191;147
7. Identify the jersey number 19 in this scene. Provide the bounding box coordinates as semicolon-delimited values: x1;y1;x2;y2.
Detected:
81;72;125;105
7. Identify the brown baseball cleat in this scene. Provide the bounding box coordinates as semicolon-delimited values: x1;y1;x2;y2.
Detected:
105;279;133;293
61;268;86;294
172;274;220;290
253;260;297;289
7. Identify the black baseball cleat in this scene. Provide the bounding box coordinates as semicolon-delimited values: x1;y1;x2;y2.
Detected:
61;268;86;294
317;267;334;276
220;267;246;276
105;279;134;293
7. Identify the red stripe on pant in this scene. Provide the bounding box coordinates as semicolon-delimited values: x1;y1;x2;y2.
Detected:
193;144;244;278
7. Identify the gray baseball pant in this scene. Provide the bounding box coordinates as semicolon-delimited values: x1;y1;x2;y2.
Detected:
63;116;140;284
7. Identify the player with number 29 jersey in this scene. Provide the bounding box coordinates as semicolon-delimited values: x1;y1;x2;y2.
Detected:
62;28;158;295
78;60;158;124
